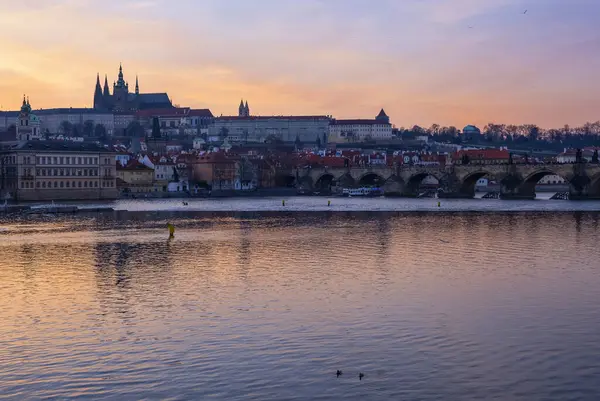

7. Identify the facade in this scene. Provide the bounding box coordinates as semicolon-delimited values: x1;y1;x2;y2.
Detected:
192;152;238;190
116;160;155;194
0;141;117;201
209;100;330;144
136;108;213;137
36;108;115;136
329;109;393;143
93;64;173;113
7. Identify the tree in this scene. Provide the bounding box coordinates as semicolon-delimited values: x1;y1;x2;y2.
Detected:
126;120;145;137
94;124;108;141
82;120;95;137
59;120;73;136
151;117;162;139
218;127;229;141
316;135;322;149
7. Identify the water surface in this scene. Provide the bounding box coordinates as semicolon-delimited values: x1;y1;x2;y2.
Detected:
1;211;599;400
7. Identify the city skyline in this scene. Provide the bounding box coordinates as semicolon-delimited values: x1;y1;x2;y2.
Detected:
1;0;599;128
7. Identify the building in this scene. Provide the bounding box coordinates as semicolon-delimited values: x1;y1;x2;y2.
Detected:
136;107;214;137
16;97;42;141
210;100;330;143
0;141;117;201
93;64;173;113
116;160;155;194
329;109;393;143
35;108;115;136
192;152;238;190
451;149;510;165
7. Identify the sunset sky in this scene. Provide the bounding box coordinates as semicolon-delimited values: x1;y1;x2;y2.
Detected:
0;0;599;128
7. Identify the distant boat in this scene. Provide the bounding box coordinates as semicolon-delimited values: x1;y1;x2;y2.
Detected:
341;187;383;197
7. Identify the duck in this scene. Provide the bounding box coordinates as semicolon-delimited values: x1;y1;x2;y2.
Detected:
359;373;364;381
336;370;343;378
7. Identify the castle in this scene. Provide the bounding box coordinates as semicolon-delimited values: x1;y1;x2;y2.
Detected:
93;64;174;113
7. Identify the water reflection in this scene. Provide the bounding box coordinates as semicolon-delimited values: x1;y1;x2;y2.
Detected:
0;212;600;400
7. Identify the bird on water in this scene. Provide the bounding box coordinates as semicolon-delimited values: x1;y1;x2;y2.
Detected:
336;370;343;378
359;373;365;380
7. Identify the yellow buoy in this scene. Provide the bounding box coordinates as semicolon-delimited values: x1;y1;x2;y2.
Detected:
328;200;331;207
437;201;441;208
282;200;285;206
167;223;175;237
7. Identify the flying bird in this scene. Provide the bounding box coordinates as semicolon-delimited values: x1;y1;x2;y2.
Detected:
523;9;528;14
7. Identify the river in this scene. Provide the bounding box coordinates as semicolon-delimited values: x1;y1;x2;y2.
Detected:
1;203;600;400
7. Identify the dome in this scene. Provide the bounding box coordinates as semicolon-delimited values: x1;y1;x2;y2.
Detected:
463;125;481;134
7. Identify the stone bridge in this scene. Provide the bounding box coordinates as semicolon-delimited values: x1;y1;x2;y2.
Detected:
290;163;600;199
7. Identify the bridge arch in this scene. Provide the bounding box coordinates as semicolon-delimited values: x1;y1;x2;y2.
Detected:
275;174;296;188
358;172;385;187
314;173;336;191
460;170;495;195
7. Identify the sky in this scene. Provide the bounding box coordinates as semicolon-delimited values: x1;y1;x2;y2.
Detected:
0;0;599;128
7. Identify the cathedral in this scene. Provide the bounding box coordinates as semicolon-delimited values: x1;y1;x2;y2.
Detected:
93;64;174;112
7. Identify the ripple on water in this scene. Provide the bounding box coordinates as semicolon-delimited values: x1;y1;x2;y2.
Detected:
1;212;600;400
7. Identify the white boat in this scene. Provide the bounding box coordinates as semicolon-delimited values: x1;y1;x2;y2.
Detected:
341;187;383;197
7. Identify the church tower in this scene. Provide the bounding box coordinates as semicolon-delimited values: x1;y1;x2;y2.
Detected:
239;99;245;117
245;101;250;117
17;96;41;141
112;63;130;112
93;73;104;110
135;75;139;95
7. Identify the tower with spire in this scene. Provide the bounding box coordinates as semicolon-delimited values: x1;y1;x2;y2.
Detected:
135;75;139;95
93;73;104;110
238;99;250;117
17;95;41;141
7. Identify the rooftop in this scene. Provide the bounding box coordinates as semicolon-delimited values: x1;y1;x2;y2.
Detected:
6;140;113;153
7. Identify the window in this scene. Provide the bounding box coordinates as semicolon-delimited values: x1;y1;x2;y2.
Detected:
54;182;58;188
78;182;82;188
161;121;166;128
36;182;40;188
60;169;64;176
72;181;76;188
78;157;82;164
94;181;98;188
94;158;97;165
84;169;88;176
66;181;70;188
53;157;57;164
84;181;88;188
60;157;64;164
42;182;46;188
60;182;64;188
53;169;57;176
66;157;70;165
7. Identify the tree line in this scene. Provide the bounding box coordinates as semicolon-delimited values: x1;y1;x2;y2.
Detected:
399;121;600;150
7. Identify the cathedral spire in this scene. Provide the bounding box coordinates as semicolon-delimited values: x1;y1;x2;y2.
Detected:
135;75;139;95
239;99;245;117
245;100;250;117
94;73;104;110
103;74;110;96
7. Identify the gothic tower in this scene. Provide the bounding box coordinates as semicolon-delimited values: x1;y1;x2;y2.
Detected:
112;63;130;112
244;101;250;117
239;99;245;117
93;73;104;110
135;75;139;95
